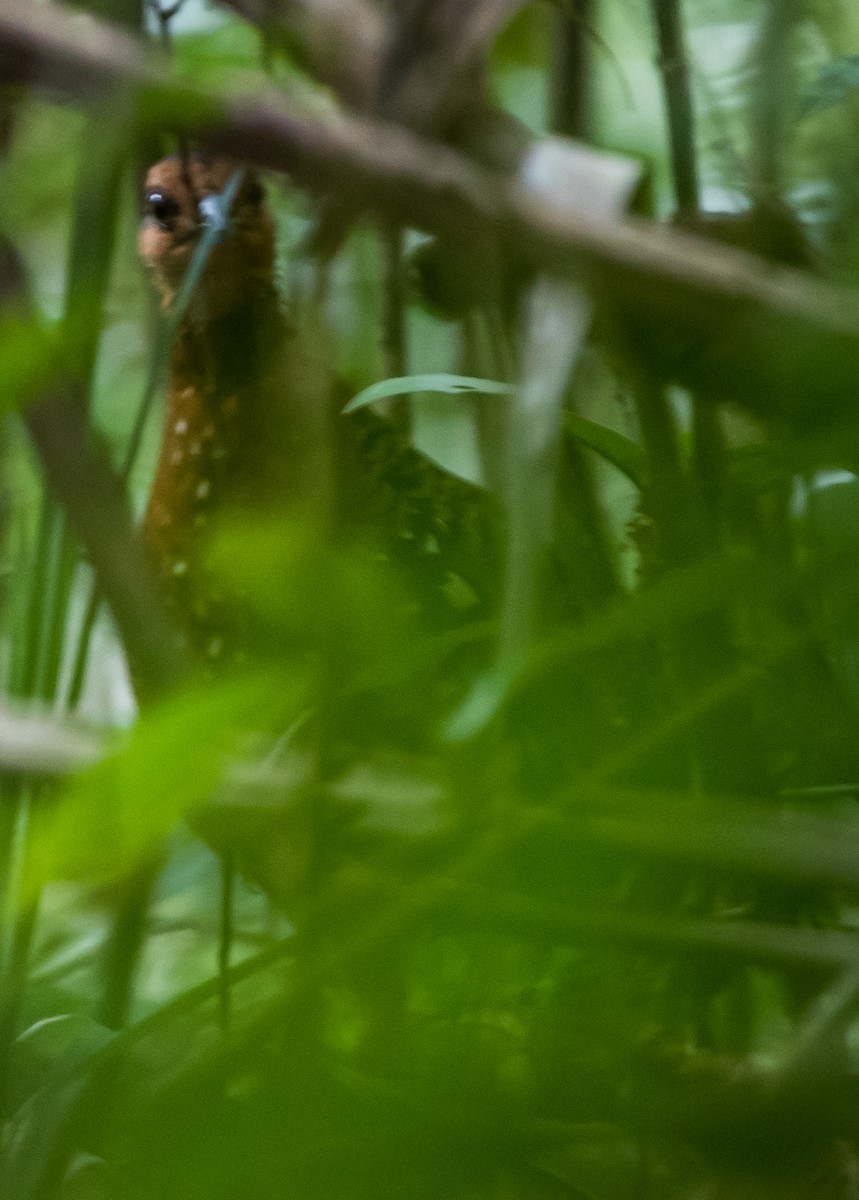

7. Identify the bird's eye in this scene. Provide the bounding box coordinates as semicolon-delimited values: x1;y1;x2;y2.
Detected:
146;191;181;230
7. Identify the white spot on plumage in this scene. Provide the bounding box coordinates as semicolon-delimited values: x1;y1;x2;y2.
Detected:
175;418;188;435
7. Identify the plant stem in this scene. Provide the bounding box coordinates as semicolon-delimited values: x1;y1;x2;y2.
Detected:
651;0;726;550
0;780;38;1119
12;497;55;698
551;0;592;140
218;855;235;1034
651;0;699;215
379;221;411;439
752;0;800;204
97;859;158;1029
691;395;726;540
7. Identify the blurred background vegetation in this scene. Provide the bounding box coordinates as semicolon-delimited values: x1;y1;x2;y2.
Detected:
6;0;859;1197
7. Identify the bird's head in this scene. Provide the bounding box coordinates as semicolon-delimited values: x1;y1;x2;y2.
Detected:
139;154;276;321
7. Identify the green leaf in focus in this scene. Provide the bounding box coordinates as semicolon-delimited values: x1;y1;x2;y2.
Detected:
344;374;513;413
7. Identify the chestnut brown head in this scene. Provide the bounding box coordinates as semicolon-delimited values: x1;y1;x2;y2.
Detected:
139;154;276;320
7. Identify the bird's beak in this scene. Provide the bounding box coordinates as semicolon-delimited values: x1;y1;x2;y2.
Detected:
197;193;233;241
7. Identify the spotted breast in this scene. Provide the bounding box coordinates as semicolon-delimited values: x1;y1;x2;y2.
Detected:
139;153;500;660
140;154;312;657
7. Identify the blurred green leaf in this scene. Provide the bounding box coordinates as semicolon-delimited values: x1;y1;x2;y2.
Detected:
0;316;57;409
10;6;859;1198
25;669;300;893
443;661;515;744
803;55;859;116
170;19;262;85
208;517;417;685
581;795;859;890
565;411;648;489
0;1013;114;1200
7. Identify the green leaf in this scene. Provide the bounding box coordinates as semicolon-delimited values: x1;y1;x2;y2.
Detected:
25;669;301;894
565;412;649;489
1;1015;115;1200
442;661;516;744
803;55;859;116
0;316;58;411
343;374;512;413
207;517;414;682
585;801;859;891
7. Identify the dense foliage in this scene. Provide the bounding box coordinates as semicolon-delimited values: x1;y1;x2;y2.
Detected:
5;1;859;1197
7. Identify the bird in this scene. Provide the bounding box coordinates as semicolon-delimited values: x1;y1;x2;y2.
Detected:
138;152;501;664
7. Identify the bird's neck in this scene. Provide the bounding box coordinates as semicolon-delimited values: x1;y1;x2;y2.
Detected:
168;282;282;408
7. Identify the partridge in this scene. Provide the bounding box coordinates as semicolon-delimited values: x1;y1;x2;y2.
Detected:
139;153;499;662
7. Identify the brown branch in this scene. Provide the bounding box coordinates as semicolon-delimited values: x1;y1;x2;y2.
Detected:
24;391;188;697
217;0;527;146
374;0;528;132
0;237;187;698
216;0;384;111
217;0;533;267
2;2;859;425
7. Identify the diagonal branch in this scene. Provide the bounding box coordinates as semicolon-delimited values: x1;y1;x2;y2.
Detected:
216;0;384;111
24;389;188;697
2;2;859;426
0;238;187;698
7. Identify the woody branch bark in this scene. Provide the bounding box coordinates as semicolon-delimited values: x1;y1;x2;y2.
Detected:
216;0;384;110
0;239;186;698
24;391;187;696
218;0;529;159
1;1;859;426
